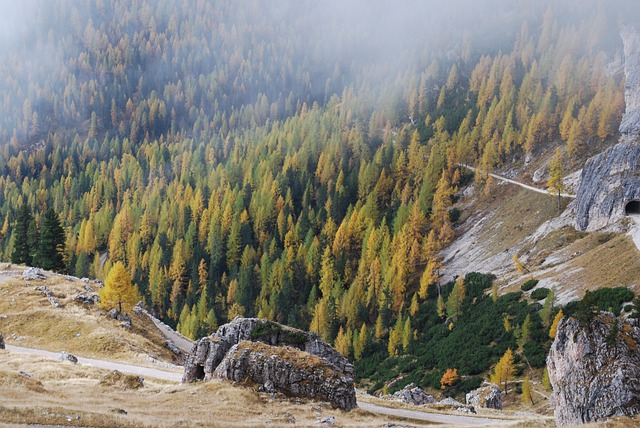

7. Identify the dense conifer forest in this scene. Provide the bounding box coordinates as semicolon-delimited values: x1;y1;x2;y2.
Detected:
1;0;639;394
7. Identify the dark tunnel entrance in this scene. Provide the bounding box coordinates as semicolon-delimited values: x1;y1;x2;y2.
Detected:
625;200;640;216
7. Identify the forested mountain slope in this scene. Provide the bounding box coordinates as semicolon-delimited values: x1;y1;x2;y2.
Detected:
1;0;639;398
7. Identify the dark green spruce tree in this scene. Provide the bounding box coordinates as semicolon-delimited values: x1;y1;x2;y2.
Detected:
35;208;66;273
11;204;33;265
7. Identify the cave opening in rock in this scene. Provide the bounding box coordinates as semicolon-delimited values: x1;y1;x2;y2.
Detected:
625;200;640;216
194;364;205;381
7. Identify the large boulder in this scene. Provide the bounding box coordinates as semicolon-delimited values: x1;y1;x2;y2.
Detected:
182;318;356;410
465;383;502;410
547;314;640;426
183;318;353;382
215;341;356;411
392;383;436;405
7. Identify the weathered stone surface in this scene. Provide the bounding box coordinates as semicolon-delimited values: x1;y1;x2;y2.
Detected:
73;292;99;305
215;341;356;411
465;383;502;410
574;141;640;231
547;314;640;426
620;25;640;136
0;333;5;350
23;267;46;281
392;383;436;405
183;318;354;382
59;352;78;364
183;318;356;410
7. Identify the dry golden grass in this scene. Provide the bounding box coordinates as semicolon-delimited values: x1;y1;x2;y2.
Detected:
0;351;409;428
0;266;177;366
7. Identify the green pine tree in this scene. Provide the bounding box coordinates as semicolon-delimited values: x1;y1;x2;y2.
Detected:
35;208;66;272
11;204;33;265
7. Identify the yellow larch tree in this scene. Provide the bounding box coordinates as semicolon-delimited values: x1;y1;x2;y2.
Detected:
490;348;515;394
99;261;140;314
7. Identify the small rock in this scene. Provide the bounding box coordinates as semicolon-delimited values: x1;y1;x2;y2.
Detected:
48;296;60;307
165;340;181;355
438;397;463;406
392;383;436;405
110;408;128;415
108;308;118;319
532;164;549;183
84;284;94;292
466;383;503;410
18;370;30;378
121;320;132;329
0;333;5;350
319;416;335;424
65;275;76;282
260;380;276;394
59;352;78;364
74;293;99;305
133;301;144;314
81;278;90;283
23;267;46;281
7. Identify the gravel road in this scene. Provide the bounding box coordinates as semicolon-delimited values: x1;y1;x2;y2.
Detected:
5;344;182;382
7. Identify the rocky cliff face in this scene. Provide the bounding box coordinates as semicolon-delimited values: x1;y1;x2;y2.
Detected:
620;25;640;136
215;341;357;410
182;318;356;409
574;25;640;231
574;142;640;231
547;314;640;426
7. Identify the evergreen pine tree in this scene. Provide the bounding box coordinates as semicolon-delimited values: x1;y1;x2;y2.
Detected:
35;208;66;272
11;204;33;265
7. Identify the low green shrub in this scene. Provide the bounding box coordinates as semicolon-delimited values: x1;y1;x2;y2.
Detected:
530;288;550;300
521;279;539;292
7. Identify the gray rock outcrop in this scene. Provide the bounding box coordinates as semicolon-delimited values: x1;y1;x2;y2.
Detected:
59;352;78;364
183;318;353;382
574;142;640;231
182;318;356;410
23;267;46;281
465;383;502;410
215;341;356;410
547;314;640;426
392;383;436;405
620;25;640;136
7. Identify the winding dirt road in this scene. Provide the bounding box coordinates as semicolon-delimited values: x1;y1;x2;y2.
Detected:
5;344;182;382
459;164;577;199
